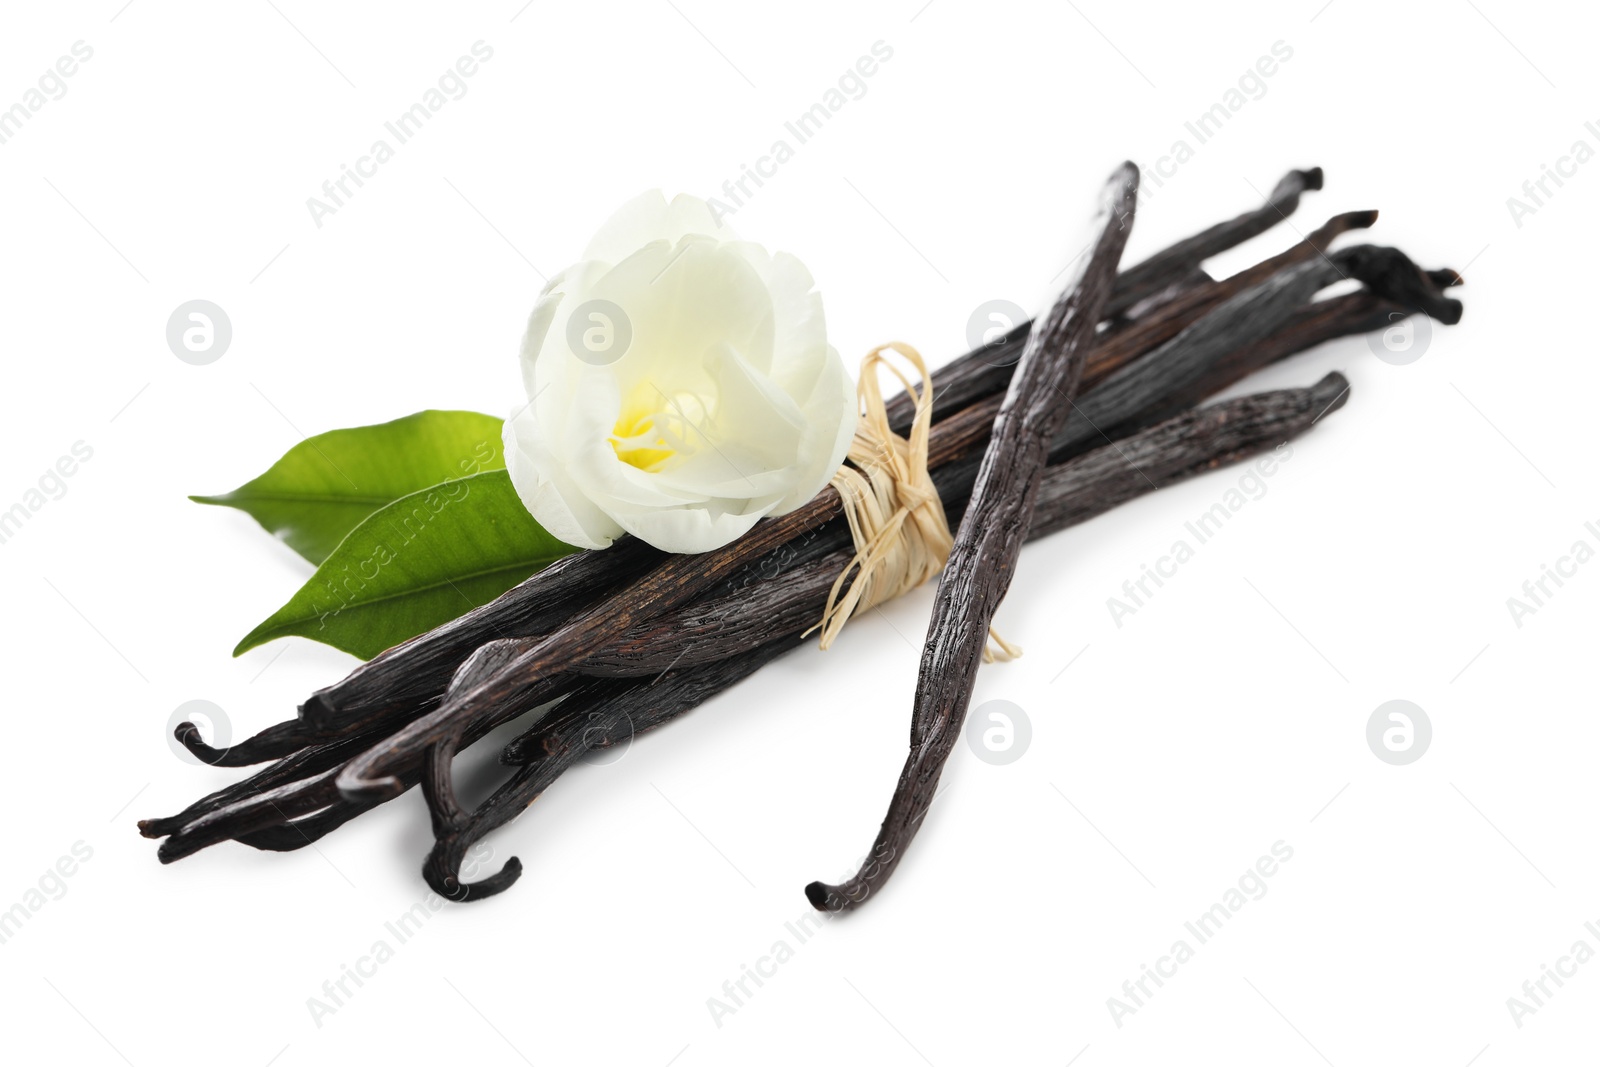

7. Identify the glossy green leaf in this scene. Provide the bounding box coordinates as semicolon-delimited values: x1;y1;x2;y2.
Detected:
234;470;576;660
193;409;506;564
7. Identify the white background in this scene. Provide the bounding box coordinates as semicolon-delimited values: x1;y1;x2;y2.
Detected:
0;1;1594;1064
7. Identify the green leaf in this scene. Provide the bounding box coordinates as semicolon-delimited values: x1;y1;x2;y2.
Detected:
233;470;576;660
192;409;506;564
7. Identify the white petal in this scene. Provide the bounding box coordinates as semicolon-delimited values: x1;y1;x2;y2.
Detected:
729;244;828;389
528;261;609;389
516;269;569;400
590;240;774;391
772;342;857;514
700;339;805;473
503;406;621;550
582;191;738;265
610;501;767;555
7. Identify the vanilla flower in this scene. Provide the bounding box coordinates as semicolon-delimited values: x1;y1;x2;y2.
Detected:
504;192;857;554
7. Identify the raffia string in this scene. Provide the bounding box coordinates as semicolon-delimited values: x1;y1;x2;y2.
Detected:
810;342;1021;662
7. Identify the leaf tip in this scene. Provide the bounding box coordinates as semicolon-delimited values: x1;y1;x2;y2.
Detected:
232;630;268;658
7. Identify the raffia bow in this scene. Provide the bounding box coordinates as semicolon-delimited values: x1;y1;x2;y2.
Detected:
811;342;1020;662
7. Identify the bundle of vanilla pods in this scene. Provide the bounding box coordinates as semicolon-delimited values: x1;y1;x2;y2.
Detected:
143;166;1463;910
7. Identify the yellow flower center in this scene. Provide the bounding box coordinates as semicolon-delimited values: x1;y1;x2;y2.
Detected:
610;383;695;472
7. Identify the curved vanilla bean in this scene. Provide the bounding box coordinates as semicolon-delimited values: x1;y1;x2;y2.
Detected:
232;710;526;856
243;668;694;857
424;637;807;900
154;668;577;859
899;207;1376;448
1325;245;1464;322
807;161;1139;912
1047;242;1460;461
139;719;408;839
143;663;574;847
173;718;314;768
420;637;558;840
805;251;1451;911
1106;167;1323;318
460;373;1354;903
171;538;655;780
886;168;1333;431
158;766;345;863
176;555;626;773
1108;207;1377;334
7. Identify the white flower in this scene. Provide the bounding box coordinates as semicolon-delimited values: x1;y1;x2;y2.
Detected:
503;191;857;554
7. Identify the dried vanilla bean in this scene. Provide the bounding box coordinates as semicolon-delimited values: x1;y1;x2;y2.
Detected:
1105;166;1323;318
709;251;1457;615
1047;242;1459;460
152;672;579;859
370;169;1143;824
144;246;1459;852
544;364;1358;682
1026;371;1349;536
299;540;662;733
885;168;1334;432
157;542;661;777
143;170;1467;902
214;171;1349;760
157;766;347;863
806;161;1140;911
892;205;1376;437
431;372;1353;898
145;250;1458;855
575;253;1459;682
140;718;410;840
1139;281;1459;429
489;369;1352;767
422;640;805;899
335;176;1164;803
181;178;1362;773
165;366;1355;872
173;717;324;769
331;492;860;801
